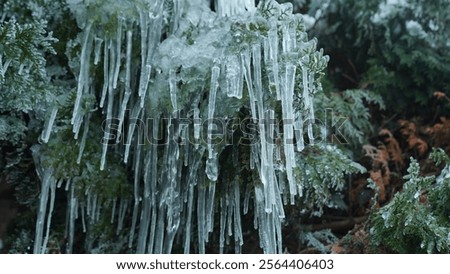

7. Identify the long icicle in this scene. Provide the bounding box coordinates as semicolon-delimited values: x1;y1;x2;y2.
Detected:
66;181;77;254
41;106;58;143
136;115;159;253
169;69;178;112
205;65;220;181
77;113;91;164
72;22;92;127
100;39;116;170
129;127;143;247
116;30;133;143
41;174;56;253
100;37;109;108
112;16;123;89
33;167;54;254
241;48;257;121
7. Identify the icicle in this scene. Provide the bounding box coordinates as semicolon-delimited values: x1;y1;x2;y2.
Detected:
170;0;184;33
194;107;201;149
197;184;206;253
139;10;148;72
137;117;159;254
72;109;84;140
124;104;142;164
113;17;123;89
268;19;281;100
116;30;133;143
66;182;77;254
273;179;285;219
241;48;257;121
62;179;69;192
162;121;181;254
138;10;148;102
260;215;278;254
263;110;277;213
183;148;204;253
148;118;160;253
206;181;216;236
275;211;283;254
135;153;153;254
100;75;114;170
249;143;256;170
116;198;128;235
243;184;251;215
81;203;86;233
183;126;190;166
41;106;58;143
138;4;163;108
205;155;219;182
206;65;220;181
253;42;277;213
282;63;297;202
219;196;226;253
77;113;90;164
169;69;178;112
41;174;56;254
72;22;92;127
294;111;305;152
129;130;143;248
252;43;264;109
0;55;12;77
278;169;288;204
253;184;264;228
307;72;315;144
18;63;25;75
100;38;109;108
94;37;103;65
33;167;55;254
140;64;151;108
282;23;294;53
146;205;157;253
184;183;195;253
227;199;233;239
207;66;220;141
301;64;310;108
153;207;165;254
225;55;243;99
233;181;243;248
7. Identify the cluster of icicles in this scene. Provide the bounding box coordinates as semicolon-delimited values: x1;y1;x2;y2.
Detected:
34;0;326;254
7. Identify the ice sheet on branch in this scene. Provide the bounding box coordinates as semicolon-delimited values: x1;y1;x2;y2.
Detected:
35;0;329;254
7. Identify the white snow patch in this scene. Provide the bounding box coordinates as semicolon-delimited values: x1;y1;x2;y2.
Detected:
406;20;428;39
371;0;410;24
302;14;316;30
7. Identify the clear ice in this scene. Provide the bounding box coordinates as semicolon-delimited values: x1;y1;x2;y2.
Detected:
34;0;327;254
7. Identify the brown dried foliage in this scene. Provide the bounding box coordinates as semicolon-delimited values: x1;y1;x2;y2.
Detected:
398;120;428;156
426;117;450;153
362;144;391;202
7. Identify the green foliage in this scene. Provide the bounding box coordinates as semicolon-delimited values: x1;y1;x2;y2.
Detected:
315;89;385;147
7;230;34;254
297;144;365;216
308;0;450;116
0;19;57;113
369;152;450;253
1;0;387;254
299;229;338;253
0;115;27;145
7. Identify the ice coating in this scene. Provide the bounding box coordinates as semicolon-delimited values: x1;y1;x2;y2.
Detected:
34;0;328;254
